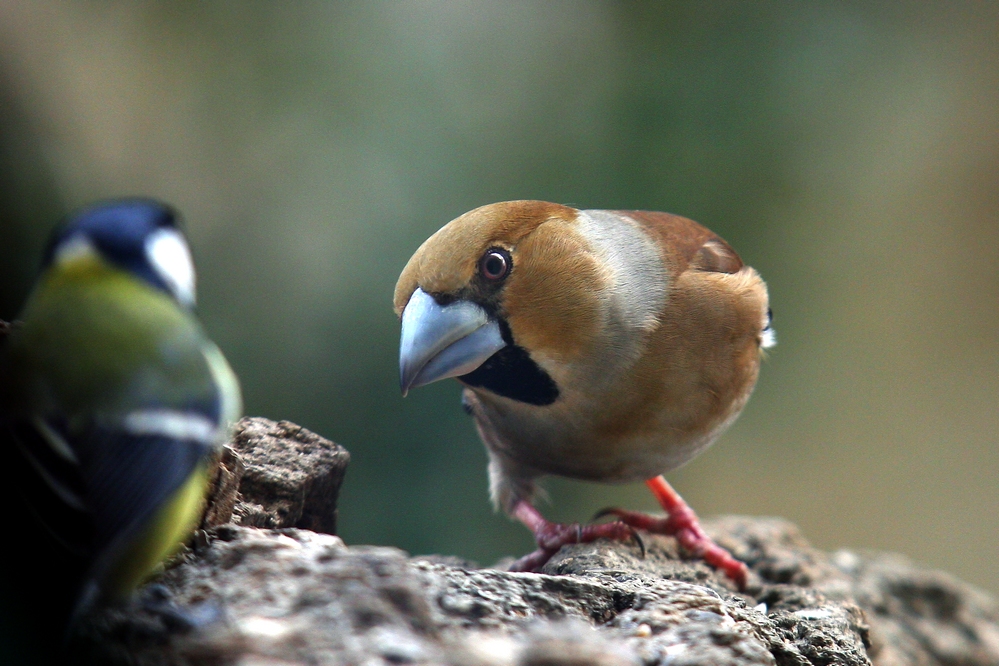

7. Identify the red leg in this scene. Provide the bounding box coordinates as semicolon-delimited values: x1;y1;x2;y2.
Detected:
507;500;637;573
600;475;747;589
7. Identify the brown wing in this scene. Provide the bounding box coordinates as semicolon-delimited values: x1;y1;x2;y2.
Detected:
618;210;743;274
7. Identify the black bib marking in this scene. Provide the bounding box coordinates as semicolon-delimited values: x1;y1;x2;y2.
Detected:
459;343;559;406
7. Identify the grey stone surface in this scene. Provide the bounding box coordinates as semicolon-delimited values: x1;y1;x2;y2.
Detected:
68;418;999;666
227;417;351;535
200;444;245;530
76;517;999;666
833;550;999;666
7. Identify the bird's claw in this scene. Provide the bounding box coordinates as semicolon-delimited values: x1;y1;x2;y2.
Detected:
630;527;647;559
592;508;646;558
507;514;646;572
588;507;747;589
591;506;622;521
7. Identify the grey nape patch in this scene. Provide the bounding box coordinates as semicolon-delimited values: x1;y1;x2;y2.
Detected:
575;209;668;380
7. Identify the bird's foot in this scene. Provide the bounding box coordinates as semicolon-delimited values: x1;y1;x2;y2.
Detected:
594;504;748;590
507;501;641;573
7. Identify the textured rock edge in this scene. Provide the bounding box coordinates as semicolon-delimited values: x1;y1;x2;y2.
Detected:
71;416;999;666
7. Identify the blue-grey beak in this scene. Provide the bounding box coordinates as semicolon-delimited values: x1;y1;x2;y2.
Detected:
399;287;507;396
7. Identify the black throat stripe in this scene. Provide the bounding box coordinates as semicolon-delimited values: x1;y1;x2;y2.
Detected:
458;343;559;406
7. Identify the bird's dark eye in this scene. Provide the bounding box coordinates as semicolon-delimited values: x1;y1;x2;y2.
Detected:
479;248;512;282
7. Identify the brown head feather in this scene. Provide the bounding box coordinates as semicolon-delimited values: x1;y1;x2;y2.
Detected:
394;201;576;313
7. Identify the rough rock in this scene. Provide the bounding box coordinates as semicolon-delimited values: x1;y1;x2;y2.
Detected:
53;416;999;664
834;550;999;666
76;517;999;666
223;417;351;535
200;444;246;529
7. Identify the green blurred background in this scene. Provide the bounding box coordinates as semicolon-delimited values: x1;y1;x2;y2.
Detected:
0;2;996;593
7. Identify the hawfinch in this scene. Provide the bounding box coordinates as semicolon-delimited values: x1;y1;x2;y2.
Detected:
1;200;242;622
394;201;773;587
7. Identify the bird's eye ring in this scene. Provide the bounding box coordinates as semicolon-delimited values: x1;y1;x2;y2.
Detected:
479;248;512;282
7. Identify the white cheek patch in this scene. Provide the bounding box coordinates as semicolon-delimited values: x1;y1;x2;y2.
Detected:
145;227;196;307
122;408;218;447
53;234;99;265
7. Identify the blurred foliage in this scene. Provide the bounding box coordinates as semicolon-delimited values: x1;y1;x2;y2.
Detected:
0;0;995;614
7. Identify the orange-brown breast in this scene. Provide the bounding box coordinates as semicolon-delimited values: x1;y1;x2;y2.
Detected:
577;211;765;451
591;266;767;448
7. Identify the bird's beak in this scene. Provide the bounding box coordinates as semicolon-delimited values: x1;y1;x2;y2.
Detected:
399;287;507;396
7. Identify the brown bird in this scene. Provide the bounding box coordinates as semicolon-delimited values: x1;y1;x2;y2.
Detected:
394;201;773;587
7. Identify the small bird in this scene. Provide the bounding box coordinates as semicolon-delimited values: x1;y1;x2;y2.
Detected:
0;199;242;623
395;201;773;587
